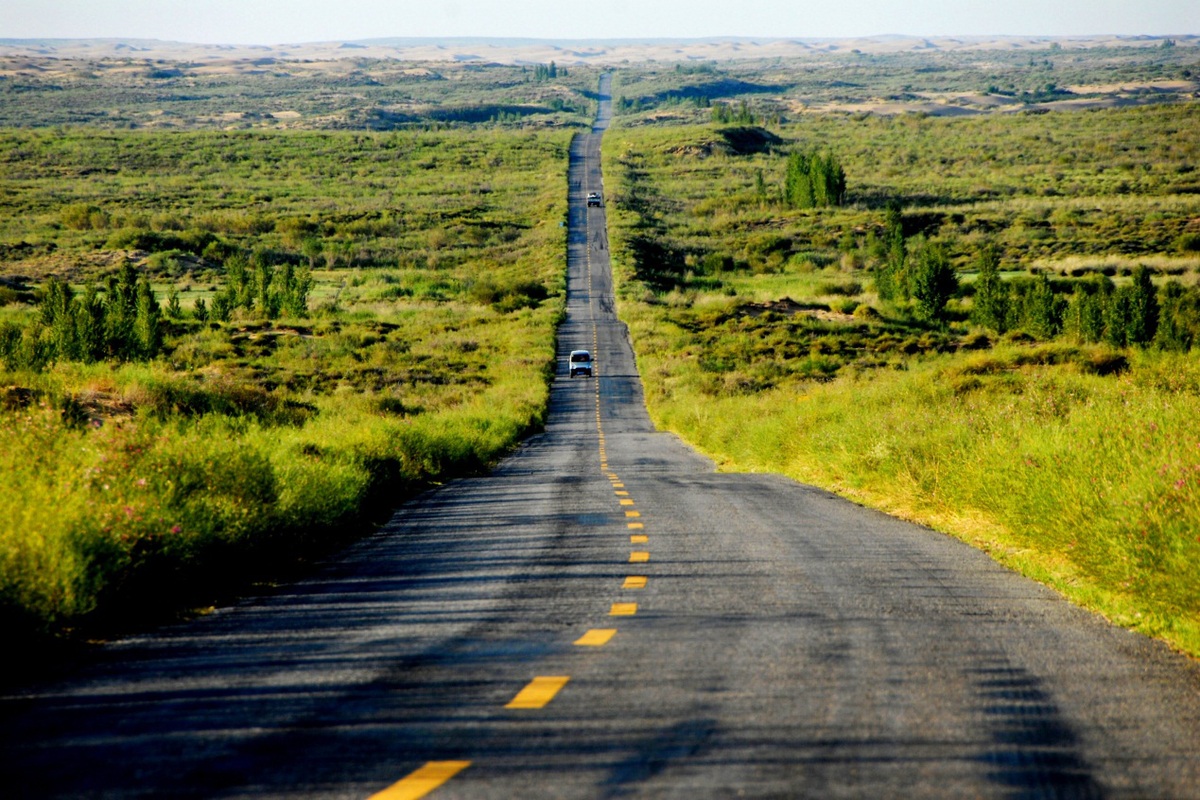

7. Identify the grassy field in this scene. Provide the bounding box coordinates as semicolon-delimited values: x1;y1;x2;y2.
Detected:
0;127;570;647
4;43;1199;659
610;42;1199;124
0;57;600;130
601;103;1200;656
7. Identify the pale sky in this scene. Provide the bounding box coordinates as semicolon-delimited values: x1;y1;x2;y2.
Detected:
0;0;1196;45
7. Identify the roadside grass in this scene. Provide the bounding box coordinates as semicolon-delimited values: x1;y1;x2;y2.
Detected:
629;339;1200;654
0;127;569;651
604;107;1200;658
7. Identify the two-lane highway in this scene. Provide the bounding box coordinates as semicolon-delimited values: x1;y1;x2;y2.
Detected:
3;75;1199;799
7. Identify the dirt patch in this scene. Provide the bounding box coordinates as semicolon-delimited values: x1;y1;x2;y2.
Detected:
742;297;856;323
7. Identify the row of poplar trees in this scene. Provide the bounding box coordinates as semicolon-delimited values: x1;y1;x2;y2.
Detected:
973;249;1200;351
1;263;162;368
0;254;311;370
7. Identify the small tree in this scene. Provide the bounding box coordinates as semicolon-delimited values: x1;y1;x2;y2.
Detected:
1022;274;1065;339
1126;265;1159;346
253;248;278;319
165;287;183;319
873;204;907;301
104;264;140;360
40;278;80;361
1154;282;1200;352
1065;275;1110;343
301;236;323;269
1105;287;1135;348
77;286;107;362
269;262;313;318
785;151;814;208
909;237;958;323
133;278;161;359
971;245;1008;333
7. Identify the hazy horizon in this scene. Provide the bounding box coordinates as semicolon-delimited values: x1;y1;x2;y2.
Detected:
1;1;1196;47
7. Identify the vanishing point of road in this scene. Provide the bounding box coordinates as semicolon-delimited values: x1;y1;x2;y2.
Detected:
2;75;1199;800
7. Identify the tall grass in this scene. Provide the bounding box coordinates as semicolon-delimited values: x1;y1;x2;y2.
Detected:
604;106;1200;657
0;128;569;648
627;308;1200;654
0;371;554;636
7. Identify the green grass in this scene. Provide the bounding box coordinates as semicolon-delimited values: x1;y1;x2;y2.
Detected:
627;338;1200;654
0;58;600;130
0;127;570;646
603;106;1200;657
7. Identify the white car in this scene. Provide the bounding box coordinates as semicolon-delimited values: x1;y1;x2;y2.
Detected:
569;349;593;377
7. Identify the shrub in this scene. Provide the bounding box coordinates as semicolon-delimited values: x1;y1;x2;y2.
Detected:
1176;232;1200;253
908;237;958;324
971;245;1009;333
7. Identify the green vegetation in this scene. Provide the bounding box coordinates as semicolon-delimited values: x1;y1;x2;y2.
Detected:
610;44;1199;125
4;41;1199;658
0;127;570;645
602;100;1200;655
784;150;846;209
0;57;599;130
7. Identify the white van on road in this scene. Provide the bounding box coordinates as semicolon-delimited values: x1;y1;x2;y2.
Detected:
569;350;593;378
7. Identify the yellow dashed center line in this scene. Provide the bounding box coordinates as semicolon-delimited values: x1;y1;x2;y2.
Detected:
610;603;638;616
629;551;650;563
619;499;634;506
368;761;471;800
627;522;644;530
575;628;617;646
630;534;648;543
623;576;648;589
506;676;571;709
614;490;629;496
625;510;640;518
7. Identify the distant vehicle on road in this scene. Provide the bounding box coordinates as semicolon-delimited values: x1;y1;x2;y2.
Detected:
569;349;593;377
587;192;602;207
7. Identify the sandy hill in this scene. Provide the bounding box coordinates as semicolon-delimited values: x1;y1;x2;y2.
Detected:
0;35;1194;65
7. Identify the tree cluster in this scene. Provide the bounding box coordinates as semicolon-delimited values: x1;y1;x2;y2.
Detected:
531;62;562;81
872;206;958;323
0;263;161;370
711;100;756;125
202;249;311;323
973;254;1200;351
784;150;846;209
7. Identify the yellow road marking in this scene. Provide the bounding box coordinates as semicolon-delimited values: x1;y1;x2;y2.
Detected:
627;522;644;530
575;628;617;646
619;499;634;506
614;490;629;496
506;676;571;709
610;602;638;616
629;551;650;563
611;482;624;488
368;761;471;800
623;576;647;589
625;510;640;518
630;534;648;543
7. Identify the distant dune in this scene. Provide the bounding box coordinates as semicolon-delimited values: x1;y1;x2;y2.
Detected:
0;34;1194;65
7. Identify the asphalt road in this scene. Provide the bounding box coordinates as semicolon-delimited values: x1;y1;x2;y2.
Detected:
3;75;1199;800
